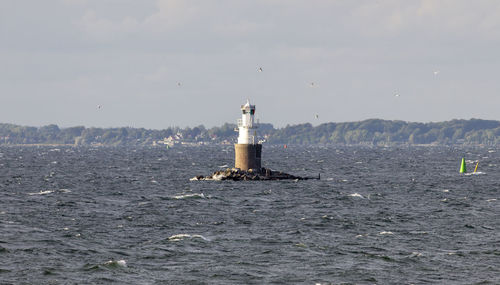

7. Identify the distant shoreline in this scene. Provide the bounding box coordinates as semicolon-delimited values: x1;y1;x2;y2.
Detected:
5;144;76;147
2;118;500;146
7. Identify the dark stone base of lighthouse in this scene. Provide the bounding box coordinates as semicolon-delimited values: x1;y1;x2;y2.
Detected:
191;142;320;181
234;143;262;171
190;167;319;181
191;143;319;181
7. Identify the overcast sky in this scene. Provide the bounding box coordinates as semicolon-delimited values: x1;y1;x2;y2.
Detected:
1;0;500;129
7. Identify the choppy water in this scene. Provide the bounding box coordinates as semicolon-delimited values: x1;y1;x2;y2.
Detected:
0;145;499;284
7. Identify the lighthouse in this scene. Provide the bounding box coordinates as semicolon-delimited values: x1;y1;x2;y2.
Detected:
234;100;262;171
191;99;316;181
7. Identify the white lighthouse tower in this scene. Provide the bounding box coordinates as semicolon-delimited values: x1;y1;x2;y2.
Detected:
234;100;262;171
237;99;257;144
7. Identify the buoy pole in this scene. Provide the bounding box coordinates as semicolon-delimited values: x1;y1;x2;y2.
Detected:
459;158;467;173
473;161;479;173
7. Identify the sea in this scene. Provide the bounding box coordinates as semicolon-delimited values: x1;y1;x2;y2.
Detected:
0;144;499;284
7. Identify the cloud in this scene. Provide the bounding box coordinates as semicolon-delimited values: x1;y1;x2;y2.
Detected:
143;66;172;82
348;0;500;39
79;10;140;41
60;0;88;5
143;0;200;31
77;0;204;41
4;0;500;128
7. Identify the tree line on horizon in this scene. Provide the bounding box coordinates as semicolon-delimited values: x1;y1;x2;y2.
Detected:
1;118;500;146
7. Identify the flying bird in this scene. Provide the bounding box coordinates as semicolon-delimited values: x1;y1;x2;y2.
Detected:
310;82;315;87
177;82;182;86
257;67;263;72
97;105;102;109
394;93;400;97
315;114;319;119
433;70;440;76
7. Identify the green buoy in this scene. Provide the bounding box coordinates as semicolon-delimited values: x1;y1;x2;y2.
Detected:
460;157;467;173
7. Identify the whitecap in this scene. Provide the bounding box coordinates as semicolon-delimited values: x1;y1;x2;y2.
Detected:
168;234;194;241
409;231;428;235
379;231;394;235
168;233;210;241
104;259;127;267
172;193;205;200
349;193;364;198
28;190;54;195
218;164;229;168
486;198;497;202
191;234;210;241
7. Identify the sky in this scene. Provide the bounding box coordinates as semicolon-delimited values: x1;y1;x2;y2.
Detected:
1;0;500;129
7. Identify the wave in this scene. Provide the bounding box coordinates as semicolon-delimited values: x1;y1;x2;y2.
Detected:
349;193;364;198
84;259;127;271
464;172;485;176
27;189;71;195
408;251;423;257
409;231;428;235
168;233;210;242
28;190;54;195
171;193;206;200
103;259;127;268
379;231;394;235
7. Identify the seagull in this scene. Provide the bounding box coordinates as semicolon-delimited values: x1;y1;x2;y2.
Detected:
257;67;263;72
315;114;319;119
433;70;440;76
177;82;182;86
97;105;102;109
310;82;315;87
394;93;400;97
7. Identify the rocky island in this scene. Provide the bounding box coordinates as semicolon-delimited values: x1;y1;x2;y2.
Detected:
191;167;319;181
